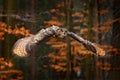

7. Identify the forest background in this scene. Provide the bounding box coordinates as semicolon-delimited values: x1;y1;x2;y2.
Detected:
0;0;120;80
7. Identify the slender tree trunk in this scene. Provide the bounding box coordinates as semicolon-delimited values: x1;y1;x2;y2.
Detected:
2;0;15;59
111;0;120;48
95;0;103;80
29;0;36;80
86;0;93;80
109;0;120;80
0;0;6;57
65;0;72;80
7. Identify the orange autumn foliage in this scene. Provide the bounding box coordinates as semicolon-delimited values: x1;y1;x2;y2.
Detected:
46;37;98;72
0;57;23;80
56;2;64;8
0;22;32;40
0;1;117;74
44;19;63;26
72;12;84;17
99;10;108;15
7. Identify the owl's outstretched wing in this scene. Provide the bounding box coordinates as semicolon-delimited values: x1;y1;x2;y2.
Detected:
68;32;105;56
12;25;67;57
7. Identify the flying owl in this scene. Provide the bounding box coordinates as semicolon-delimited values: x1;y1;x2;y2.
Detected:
12;25;105;57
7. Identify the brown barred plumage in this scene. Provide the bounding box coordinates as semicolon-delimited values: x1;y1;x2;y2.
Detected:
12;25;67;57
12;37;32;57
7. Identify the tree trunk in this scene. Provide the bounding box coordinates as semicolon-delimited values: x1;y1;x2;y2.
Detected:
95;0;103;80
65;0;72;80
29;0;36;80
109;0;120;80
2;0;15;59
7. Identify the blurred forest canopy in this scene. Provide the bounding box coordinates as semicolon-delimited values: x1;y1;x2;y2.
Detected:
0;0;120;80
